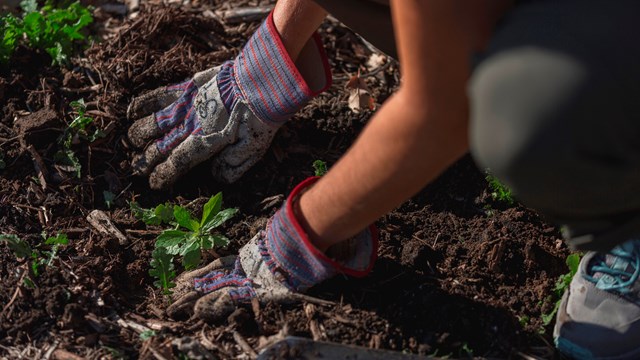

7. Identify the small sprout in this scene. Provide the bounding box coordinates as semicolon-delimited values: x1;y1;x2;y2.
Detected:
149;247;176;296
313;160;328;177
541;253;581;326
139;330;157;341
103;191;115;209
130;201;174;226
485;172;514;205
155;193;237;270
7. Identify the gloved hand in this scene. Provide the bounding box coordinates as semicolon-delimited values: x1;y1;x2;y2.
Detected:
127;12;331;189
167;177;378;321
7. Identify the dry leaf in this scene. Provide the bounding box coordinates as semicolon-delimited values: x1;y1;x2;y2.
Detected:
345;71;375;113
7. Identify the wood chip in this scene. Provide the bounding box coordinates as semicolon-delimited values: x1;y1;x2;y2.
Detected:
86;210;128;245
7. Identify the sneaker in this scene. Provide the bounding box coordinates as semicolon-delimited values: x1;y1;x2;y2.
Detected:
554;239;640;359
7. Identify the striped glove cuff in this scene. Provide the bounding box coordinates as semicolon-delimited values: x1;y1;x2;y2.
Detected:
262;177;378;292
217;11;332;125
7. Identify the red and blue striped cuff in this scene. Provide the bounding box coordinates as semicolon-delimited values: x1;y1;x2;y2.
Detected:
232;12;332;125
262;177;378;292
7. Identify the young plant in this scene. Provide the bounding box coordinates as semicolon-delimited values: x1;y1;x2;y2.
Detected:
541;253;581;326
130;201;174;226
55;99;104;178
155;193;237;270
313;160;328;177
149;247;176;296
485;172;515;205
0;0;93;66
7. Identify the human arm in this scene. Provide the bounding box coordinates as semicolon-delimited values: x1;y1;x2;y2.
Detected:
298;0;512;250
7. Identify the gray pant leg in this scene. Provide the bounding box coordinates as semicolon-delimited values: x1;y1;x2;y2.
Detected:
470;0;640;251
311;0;396;59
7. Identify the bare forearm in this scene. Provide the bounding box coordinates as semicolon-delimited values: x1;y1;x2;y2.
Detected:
273;0;327;60
298;90;469;250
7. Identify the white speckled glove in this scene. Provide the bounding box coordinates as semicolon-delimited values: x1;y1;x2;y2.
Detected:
127;12;331;188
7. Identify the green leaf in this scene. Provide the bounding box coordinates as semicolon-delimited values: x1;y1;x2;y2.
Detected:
140;330;156;341
149;247;176;294
202;208;238;232
0;234;32;258
177;236;199;256
566;253;580;275
173;206;199;232
200;193;222;228
198;234;229;250
130;202;174;226
156;230;188;255
182;248;201;270
154;204;174;224
45;233;68;246
313;160;328;176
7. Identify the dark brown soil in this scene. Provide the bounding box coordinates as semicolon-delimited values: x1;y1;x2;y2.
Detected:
0;1;569;359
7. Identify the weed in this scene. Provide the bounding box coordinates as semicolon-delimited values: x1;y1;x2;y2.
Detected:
313;160;328;177
134;194;237;294
130;201;174;226
1;0;93;66
54;99;105;178
149;247;176;296
103;190;115;209
139;330;156;341
155;193;237;270
485;171;514;205
541;253;581;326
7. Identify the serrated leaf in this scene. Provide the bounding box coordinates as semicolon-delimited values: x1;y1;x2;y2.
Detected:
45;233;68;246
182;248;201;270
173;206;199;232
200;193;222;228
149;247;176;294
0;234;32;258
202;208;238;232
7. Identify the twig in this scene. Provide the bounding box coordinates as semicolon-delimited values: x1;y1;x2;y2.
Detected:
232;331;257;359
291;293;336;306
1;269;27;320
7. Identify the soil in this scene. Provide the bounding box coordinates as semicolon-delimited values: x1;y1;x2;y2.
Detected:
0;1;570;359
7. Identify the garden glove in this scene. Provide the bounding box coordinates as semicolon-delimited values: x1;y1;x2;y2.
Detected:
167;177;378;321
127;13;331;189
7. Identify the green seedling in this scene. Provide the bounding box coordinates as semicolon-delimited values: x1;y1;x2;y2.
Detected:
130;201;174;226
541;253;581;326
155;193;237;270
139;329;157;341
54;99;106;178
485;172;514;205
1;0;93;66
103;190;115;209
313;160;328;177
149;247;176;296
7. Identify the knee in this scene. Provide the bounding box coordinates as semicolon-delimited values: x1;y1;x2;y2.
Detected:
468;47;589;207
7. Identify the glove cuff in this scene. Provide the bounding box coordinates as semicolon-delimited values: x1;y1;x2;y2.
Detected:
230;11;332;126
263;177;378;292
